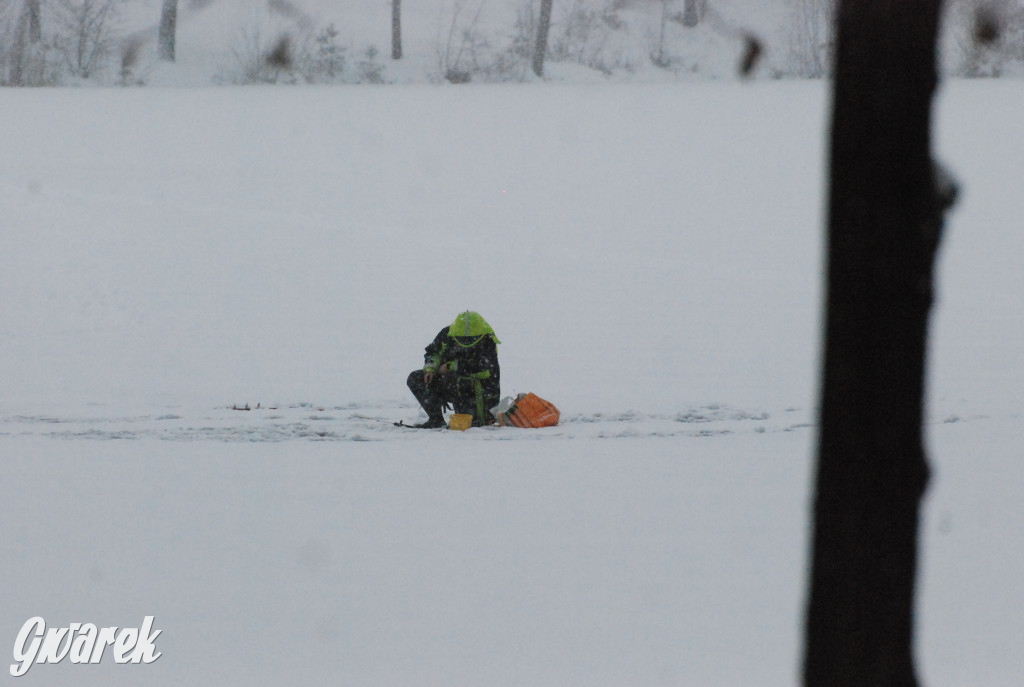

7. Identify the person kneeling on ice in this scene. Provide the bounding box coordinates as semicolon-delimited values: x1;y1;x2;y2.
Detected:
406;311;500;428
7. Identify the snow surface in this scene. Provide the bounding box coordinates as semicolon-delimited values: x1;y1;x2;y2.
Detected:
2;80;1023;685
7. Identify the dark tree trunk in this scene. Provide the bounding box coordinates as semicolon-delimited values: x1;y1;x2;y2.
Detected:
159;0;178;62
26;0;42;43
532;0;553;77
392;0;402;59
804;0;951;685
9;1;41;86
682;0;703;27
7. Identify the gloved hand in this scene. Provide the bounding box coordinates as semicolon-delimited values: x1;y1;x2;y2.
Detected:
424;363;451;386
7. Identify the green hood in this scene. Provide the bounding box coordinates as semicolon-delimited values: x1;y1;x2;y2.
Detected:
450;311;501;345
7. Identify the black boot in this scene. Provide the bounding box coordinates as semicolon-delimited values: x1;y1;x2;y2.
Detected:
407;370;450;428
411;417;446;429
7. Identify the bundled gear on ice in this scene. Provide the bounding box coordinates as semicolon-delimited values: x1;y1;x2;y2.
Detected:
492;392;560;428
406;311;501;428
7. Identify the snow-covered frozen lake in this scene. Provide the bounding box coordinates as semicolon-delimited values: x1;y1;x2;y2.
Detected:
2;80;1022;685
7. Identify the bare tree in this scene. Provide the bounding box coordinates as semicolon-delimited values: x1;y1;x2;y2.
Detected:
6;1;36;85
803;0;956;685
3;0;45;85
52;0;121;79
532;0;553;76
392;0;402;59
159;0;177;61
26;0;41;42
682;0;706;27
789;0;837;77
